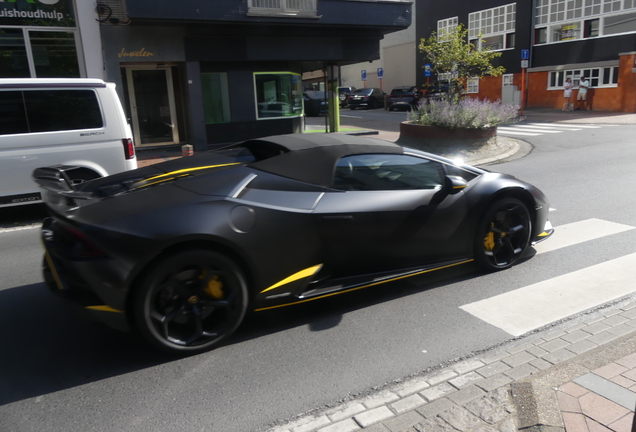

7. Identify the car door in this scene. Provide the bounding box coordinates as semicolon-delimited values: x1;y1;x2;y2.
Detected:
314;153;470;278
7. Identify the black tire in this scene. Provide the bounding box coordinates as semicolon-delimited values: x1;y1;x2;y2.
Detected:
474;198;531;270
132;249;248;354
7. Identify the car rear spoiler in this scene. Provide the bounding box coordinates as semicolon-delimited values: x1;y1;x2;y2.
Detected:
32;165;93;200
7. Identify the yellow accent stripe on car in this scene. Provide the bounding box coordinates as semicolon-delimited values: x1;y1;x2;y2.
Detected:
255;259;474;311
144;163;241;183
260;264;323;294
538;231;550;237
453;185;467;189
86;305;123;313
44;251;65;291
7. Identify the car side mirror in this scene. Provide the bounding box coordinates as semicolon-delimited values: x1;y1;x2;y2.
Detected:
444;175;468;195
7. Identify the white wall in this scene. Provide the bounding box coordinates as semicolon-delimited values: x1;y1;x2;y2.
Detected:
340;1;416;92
75;1;105;79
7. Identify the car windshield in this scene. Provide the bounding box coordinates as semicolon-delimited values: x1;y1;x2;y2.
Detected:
391;88;414;95
352;89;373;95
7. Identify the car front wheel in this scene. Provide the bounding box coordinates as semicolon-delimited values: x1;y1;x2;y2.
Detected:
133;249;248;354
474;198;531;270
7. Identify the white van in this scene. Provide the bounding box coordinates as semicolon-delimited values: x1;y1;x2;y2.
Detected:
0;78;137;207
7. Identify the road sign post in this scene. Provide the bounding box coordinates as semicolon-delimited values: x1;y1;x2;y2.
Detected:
520;51;529;116
377;68;383;90
361;69;367;88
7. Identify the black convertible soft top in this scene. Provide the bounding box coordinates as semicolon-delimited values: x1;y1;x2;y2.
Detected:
239;134;404;188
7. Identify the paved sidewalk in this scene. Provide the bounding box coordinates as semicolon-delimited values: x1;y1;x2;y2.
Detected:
265;297;636;432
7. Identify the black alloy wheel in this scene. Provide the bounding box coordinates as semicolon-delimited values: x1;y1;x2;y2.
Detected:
474;198;531;270
133;249;248;354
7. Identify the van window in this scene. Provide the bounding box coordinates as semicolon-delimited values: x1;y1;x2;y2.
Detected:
0;90;103;135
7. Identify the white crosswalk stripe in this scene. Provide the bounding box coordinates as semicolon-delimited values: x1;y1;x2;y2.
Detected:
497;122;608;137
460;218;636;336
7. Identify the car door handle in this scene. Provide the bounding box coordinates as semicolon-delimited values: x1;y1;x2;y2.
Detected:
321;215;354;224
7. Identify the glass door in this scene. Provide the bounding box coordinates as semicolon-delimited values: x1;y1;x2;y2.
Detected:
125;66;179;146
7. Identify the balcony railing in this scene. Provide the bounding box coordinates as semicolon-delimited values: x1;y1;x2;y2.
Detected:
247;0;319;17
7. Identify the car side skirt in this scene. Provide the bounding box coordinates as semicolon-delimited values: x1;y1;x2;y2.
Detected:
254;258;474;312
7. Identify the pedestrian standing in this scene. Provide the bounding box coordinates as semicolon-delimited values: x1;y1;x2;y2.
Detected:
577;77;590;110
563;78;573;111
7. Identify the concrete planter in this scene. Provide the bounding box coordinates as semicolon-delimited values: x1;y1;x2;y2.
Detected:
398;122;499;160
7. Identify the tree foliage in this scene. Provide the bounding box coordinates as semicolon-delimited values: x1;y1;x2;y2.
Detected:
419;24;506;102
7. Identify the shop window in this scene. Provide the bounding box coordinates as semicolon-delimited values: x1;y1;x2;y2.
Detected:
201;73;231;124
584;18;600;36
602;66;619;84
254;72;303;119
0;29;29;78
29;30;80;78
603;10;636;34
467;78;479;94
549;66;617;89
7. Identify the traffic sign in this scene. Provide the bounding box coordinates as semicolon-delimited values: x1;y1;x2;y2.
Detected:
361;70;367;81
377;68;383;78
521;49;529;60
424;64;431;77
521;60;529;68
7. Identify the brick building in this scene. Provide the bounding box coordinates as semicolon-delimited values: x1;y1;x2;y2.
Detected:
416;0;636;112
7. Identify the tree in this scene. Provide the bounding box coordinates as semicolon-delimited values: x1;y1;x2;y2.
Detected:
419;24;505;103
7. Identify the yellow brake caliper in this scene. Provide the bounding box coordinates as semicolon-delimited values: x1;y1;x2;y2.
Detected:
204;275;225;300
484;224;496;251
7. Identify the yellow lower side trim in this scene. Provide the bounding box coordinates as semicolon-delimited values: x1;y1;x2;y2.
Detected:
86;305;123;313
44;251;65;291
255;259;473;312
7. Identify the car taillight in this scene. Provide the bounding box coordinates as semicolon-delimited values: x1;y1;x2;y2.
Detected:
63;226;106;258
122;138;135;160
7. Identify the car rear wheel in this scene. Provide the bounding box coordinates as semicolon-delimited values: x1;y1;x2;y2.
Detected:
133;249;248;354
474;198;531;270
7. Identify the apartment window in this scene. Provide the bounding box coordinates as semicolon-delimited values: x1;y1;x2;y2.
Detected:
438;17;458;40
535;0;636;43
469;3;516;50
254;72;303;119
201;73;231;124
467;78;480;93
247;0;318;17
548;66;618;89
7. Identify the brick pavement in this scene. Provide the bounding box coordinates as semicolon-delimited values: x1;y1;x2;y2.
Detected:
265;298;636;432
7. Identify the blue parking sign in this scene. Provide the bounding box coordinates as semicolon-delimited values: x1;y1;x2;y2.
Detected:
361;70;367;81
424;64;431;77
521;49;529;60
377;68;383;78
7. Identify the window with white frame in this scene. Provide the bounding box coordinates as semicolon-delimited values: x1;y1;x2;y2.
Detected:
467;78;480;93
535;0;636;44
469;3;516;50
547;66;619;89
437;17;458;40
247;0;318;17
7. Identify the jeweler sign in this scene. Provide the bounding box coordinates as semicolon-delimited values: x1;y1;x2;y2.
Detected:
0;0;76;27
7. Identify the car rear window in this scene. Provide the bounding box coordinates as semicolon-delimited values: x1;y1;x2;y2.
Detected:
391;88;414;95
353;89;373;95
0;89;103;135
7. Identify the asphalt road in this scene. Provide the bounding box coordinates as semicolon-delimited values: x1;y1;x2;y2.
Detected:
1;119;635;432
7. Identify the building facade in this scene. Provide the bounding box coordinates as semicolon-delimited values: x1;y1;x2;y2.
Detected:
417;0;636;112
97;0;412;150
0;0;102;79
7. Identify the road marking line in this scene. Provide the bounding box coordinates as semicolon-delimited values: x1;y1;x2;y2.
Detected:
461;251;636;336
528;122;602;129
534;218;635;255
516;124;582;131
497;130;542;136
500;127;564;134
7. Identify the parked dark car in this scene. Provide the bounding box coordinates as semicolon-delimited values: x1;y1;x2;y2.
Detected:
387;86;421;111
423;81;451;102
35;134;553;355
338;86;356;107
303;91;328;117
347;88;385;109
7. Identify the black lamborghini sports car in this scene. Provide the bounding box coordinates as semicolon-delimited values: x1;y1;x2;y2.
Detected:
35;134;553;354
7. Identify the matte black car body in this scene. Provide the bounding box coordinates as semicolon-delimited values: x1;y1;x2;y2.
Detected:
387;86;421;111
35;134;553;354
347;88;385;109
